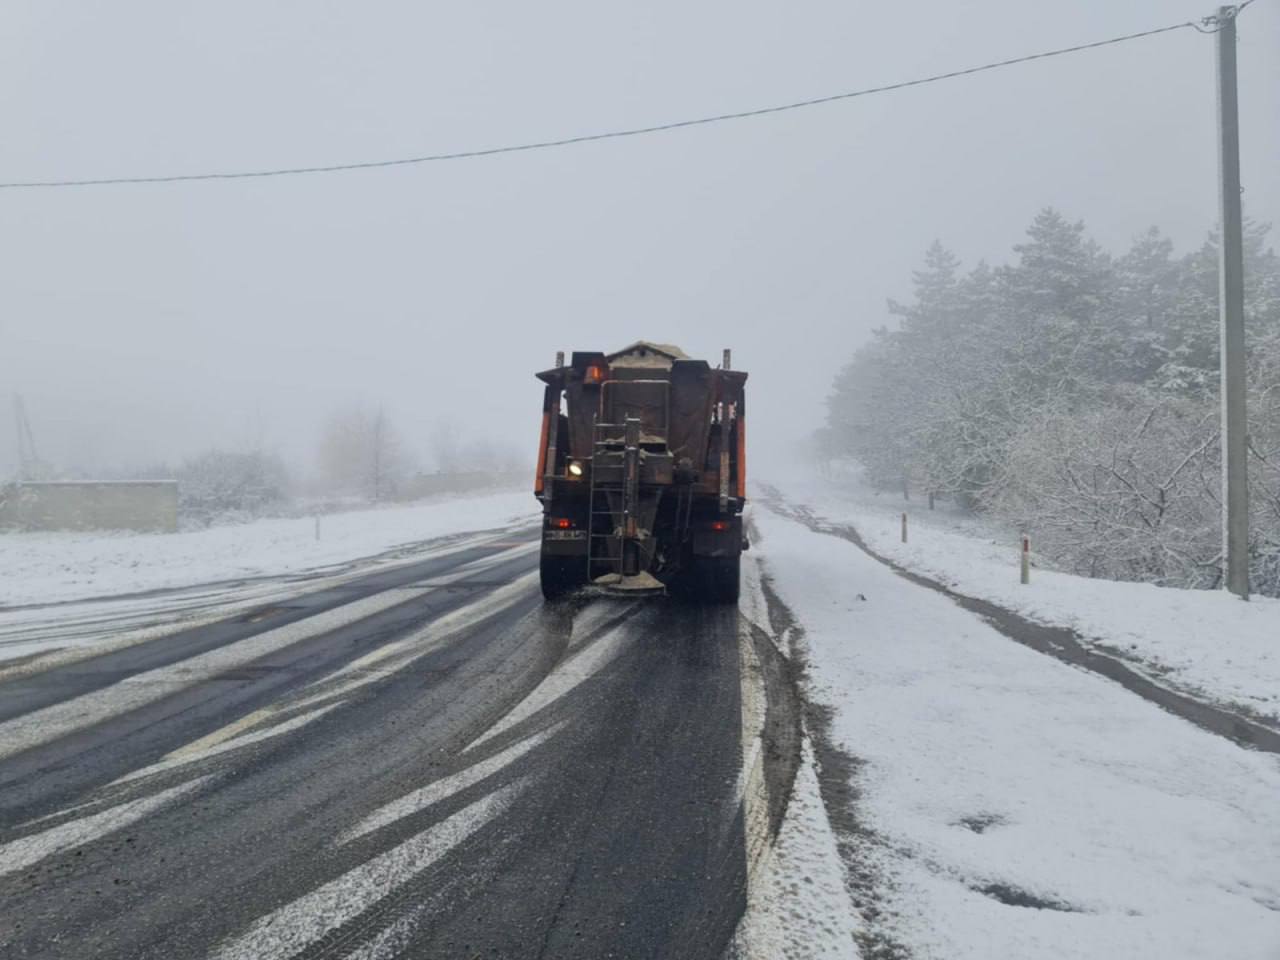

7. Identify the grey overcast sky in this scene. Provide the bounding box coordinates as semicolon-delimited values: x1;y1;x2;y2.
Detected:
2;1;1277;477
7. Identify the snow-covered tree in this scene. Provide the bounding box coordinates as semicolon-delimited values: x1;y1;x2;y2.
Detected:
317;406;409;501
1249;323;1280;595
825;210;1280;595
993;389;1220;587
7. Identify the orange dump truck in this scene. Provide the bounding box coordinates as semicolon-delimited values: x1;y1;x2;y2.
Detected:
533;342;747;602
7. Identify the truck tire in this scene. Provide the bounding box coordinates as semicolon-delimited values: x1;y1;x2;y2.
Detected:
540;555;584;600
698;555;741;604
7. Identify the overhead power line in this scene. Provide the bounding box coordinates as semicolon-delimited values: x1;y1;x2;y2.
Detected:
0;10;1251;190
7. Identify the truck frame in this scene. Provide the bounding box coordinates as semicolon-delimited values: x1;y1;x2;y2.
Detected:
534;342;747;602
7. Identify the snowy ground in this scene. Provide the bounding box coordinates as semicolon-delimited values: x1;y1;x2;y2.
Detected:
772;467;1280;726
0;490;538;609
751;502;1280;959
733;554;861;960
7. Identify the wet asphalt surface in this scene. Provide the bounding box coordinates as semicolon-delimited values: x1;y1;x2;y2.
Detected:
0;530;800;960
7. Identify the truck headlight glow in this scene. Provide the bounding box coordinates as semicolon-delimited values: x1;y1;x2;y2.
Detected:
567;461;584;477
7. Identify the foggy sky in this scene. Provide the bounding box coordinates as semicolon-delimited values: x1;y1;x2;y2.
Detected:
3;1;1277;479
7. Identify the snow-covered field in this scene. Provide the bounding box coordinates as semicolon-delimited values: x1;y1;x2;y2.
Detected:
0;490;539;609
752;503;1280;959
772;468;1280;725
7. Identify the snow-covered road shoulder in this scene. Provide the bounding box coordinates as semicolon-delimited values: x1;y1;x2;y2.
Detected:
752;504;1280;960
732;553;861;959
772;471;1280;727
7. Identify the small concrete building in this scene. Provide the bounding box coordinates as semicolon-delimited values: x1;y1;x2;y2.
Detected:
0;481;179;533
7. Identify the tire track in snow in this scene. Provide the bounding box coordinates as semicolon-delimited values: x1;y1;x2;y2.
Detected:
208;782;525;960
461;603;646;753
0;549;541;767
0;586;434;761
92;571;542;792
0;775;214;878
342;723;561;843
0;529;534;681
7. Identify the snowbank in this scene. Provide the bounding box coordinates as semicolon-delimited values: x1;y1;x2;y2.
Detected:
733;741;861;959
733;554;861;958
752;505;1280;959
0;490;539;608
771;468;1280;724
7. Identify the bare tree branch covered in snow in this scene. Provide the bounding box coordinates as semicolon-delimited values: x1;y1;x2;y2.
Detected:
993;392;1222;587
827;209;1280;595
317;406;411;502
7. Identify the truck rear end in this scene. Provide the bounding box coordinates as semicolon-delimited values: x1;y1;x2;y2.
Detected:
534;342;747;602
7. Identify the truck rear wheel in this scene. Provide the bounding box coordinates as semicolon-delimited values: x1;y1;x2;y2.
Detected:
540;554;585;600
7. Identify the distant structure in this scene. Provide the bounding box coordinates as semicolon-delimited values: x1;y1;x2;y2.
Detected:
0;481;179;533
12;394;51;481
3;395;177;533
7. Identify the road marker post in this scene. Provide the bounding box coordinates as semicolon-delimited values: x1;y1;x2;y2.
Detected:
315;515;320;541
1020;535;1030;585
901;512;908;544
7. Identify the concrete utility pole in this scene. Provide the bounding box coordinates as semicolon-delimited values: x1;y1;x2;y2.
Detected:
1215;5;1249;599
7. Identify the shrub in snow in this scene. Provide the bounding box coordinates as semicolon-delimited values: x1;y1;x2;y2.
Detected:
993;390;1220;588
177;450;289;526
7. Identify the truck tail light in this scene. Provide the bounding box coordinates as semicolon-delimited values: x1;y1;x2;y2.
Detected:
584;364;608;384
552;517;574;529
710;520;729;531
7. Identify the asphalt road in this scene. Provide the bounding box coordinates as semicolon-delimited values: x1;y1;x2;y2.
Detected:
0;527;800;960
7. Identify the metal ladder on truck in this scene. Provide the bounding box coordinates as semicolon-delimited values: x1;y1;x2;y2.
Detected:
586;416;641;582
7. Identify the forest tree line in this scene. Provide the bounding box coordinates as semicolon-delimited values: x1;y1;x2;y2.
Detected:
825;209;1280;596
